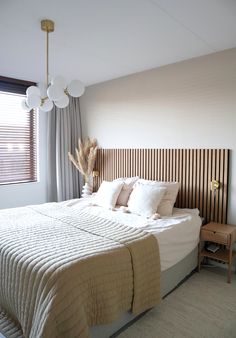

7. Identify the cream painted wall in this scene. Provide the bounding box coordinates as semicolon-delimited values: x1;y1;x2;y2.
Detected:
80;48;236;225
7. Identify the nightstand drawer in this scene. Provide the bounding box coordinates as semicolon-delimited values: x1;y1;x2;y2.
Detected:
201;229;228;245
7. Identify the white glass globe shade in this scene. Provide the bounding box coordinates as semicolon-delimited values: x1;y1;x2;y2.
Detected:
54;94;69;109
67;80;85;97
21;99;30;112
40;99;53;112
52;76;67;89
27;94;41;109
26;86;40;97
47;84;64;101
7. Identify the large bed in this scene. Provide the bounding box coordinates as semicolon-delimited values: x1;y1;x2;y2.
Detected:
0;148;229;338
0;196;201;338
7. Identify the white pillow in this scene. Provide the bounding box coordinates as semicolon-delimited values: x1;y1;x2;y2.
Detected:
114;176;139;206
137;179;180;216
93;181;124;209
127;184;166;218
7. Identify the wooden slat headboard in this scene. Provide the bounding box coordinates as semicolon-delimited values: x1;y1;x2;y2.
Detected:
93;149;230;224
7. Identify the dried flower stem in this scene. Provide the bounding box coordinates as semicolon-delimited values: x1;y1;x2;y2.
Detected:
68;138;98;182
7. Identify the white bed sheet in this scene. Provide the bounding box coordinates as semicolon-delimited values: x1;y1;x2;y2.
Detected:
63;197;202;271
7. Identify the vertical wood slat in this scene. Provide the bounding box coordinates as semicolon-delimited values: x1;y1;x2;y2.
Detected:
93;149;229;224
204;150;208;221
207;150;212;222
223;150;229;224
175;150;180;206
195;149;200;211
219;150;224;223
215;149;220;222
199;150;204;219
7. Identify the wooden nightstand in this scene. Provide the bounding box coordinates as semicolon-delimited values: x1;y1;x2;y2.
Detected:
198;222;236;283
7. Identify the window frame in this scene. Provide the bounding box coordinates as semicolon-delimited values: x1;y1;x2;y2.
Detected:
0;76;38;186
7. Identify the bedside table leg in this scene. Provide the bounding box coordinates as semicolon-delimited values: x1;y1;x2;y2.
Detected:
228;237;233;283
198;241;201;272
228;260;232;283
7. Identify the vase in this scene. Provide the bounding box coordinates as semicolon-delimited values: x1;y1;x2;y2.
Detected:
81;176;93;198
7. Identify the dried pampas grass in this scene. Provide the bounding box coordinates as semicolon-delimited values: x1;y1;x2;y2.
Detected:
68;138;98;182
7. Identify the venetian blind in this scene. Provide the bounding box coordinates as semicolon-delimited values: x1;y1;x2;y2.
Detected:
0;77;37;185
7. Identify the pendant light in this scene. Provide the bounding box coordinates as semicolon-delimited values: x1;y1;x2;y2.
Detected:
22;19;85;112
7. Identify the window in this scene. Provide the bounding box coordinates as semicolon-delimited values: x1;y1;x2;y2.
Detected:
0;77;37;185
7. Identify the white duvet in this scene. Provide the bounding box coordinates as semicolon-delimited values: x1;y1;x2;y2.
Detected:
63;196;202;271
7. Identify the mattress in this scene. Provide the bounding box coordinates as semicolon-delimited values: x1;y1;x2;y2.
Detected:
64;196;202;271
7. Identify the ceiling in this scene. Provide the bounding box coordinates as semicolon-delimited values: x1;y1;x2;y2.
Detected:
1;0;236;86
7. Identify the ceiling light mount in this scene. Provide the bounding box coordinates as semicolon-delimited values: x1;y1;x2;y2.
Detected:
41;19;54;33
22;19;85;112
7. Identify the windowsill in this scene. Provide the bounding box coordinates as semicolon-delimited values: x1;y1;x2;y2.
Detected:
0;180;40;187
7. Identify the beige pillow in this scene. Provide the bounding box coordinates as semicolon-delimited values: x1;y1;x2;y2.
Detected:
127;183;166;218
114;176;139;206
137;179;180;216
93;181;124;209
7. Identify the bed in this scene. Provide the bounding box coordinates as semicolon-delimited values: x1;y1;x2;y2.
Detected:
0;197;201;338
0;148;229;338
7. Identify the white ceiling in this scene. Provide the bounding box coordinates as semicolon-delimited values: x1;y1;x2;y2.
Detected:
1;0;236;86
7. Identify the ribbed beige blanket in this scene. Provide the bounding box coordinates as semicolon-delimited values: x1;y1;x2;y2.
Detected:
0;203;160;338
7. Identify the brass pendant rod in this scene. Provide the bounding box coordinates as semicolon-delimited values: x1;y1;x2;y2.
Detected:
41;19;55;88
46;30;49;87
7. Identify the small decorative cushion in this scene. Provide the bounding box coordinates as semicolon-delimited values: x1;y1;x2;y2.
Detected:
137;179;180;216
114;176;139;206
127;183;166;218
93;181;124;209
151;213;161;220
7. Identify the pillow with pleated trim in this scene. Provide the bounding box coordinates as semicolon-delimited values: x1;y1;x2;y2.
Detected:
137;179;180;216
114;176;139;206
127;183;166;218
93;180;124;209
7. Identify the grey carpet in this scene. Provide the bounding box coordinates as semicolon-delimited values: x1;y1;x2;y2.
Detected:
117;268;236;338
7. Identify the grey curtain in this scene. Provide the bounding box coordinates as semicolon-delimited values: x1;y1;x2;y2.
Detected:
47;97;82;202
